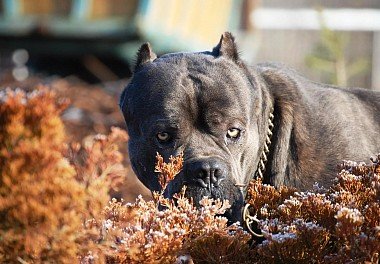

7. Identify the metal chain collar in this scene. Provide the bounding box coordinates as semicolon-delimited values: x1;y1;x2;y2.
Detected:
254;108;275;180
243;107;274;238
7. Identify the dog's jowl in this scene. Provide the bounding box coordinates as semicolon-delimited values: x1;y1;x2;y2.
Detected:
119;32;380;222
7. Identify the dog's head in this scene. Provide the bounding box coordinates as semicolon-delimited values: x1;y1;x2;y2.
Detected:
120;33;267;222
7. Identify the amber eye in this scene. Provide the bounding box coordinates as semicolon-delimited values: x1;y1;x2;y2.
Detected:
157;132;171;143
227;128;241;139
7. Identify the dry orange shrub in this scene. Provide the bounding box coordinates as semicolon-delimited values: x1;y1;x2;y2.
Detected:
0;88;128;263
154;153;184;193
67;127;128;219
246;159;380;263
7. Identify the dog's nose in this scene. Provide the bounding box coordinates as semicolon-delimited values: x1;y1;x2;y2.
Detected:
186;158;227;189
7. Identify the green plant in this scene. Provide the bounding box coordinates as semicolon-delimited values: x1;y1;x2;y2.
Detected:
305;14;370;86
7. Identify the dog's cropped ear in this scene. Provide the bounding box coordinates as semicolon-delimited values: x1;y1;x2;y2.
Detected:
135;42;157;71
212;32;240;62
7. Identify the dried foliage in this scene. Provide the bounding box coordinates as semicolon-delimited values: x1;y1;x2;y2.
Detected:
184;229;252;264
246;159;380;263
0;88;128;263
67;127;128;219
155;152;183;194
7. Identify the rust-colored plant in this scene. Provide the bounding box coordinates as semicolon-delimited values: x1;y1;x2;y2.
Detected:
0;88;83;263
246;157;380;263
184;228;252;264
67;127;128;219
154;152;183;194
0;88;128;263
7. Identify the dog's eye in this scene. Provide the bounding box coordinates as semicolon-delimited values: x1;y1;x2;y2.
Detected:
227;128;241;139
156;132;171;143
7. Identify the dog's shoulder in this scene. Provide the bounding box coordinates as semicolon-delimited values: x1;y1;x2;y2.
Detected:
252;62;317;106
254;62;334;93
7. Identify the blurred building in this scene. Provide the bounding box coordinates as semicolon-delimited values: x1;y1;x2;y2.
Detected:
249;0;380;90
0;0;379;89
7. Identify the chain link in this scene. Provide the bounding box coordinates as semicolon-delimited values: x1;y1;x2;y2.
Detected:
254;108;274;180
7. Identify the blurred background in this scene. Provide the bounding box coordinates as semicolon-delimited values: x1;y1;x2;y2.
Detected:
1;0;379;201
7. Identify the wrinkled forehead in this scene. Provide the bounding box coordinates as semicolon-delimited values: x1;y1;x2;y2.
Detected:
121;53;252;120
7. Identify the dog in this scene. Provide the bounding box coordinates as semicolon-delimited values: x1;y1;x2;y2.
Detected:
119;32;380;222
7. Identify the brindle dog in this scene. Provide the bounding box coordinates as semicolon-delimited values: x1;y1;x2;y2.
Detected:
119;32;380;222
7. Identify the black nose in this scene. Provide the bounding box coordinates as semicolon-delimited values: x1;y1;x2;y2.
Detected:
185;158;227;189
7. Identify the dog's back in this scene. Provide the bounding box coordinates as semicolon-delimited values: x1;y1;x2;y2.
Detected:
256;63;380;188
